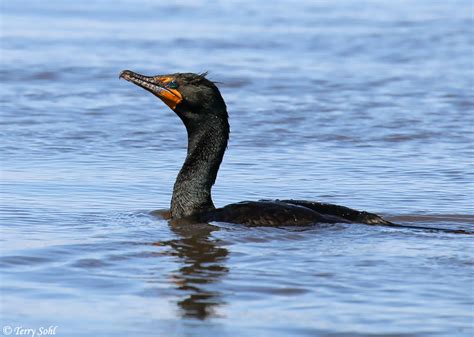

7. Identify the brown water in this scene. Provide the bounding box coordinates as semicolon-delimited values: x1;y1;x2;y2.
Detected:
1;1;473;336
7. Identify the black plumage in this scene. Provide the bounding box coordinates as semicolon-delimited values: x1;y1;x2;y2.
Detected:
120;70;470;234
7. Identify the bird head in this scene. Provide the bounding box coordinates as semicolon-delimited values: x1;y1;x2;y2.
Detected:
120;70;227;126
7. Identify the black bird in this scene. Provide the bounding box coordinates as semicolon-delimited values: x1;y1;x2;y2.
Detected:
119;70;469;233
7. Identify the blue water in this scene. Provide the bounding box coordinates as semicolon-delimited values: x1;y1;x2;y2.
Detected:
1;1;473;336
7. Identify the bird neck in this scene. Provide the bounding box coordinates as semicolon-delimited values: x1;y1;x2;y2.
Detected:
171;116;229;219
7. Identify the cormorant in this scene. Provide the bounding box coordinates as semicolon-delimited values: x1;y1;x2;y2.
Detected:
119;70;470;233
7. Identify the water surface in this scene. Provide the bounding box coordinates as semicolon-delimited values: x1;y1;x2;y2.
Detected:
1;1;473;336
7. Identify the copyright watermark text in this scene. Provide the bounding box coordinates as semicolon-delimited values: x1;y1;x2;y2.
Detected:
2;325;58;336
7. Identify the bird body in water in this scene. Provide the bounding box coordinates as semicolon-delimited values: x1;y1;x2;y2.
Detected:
119;70;470;234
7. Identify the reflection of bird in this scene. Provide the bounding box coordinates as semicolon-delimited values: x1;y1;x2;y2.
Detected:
156;223;228;320
120;70;469;232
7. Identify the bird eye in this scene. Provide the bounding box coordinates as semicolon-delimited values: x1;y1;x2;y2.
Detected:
167;80;179;89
